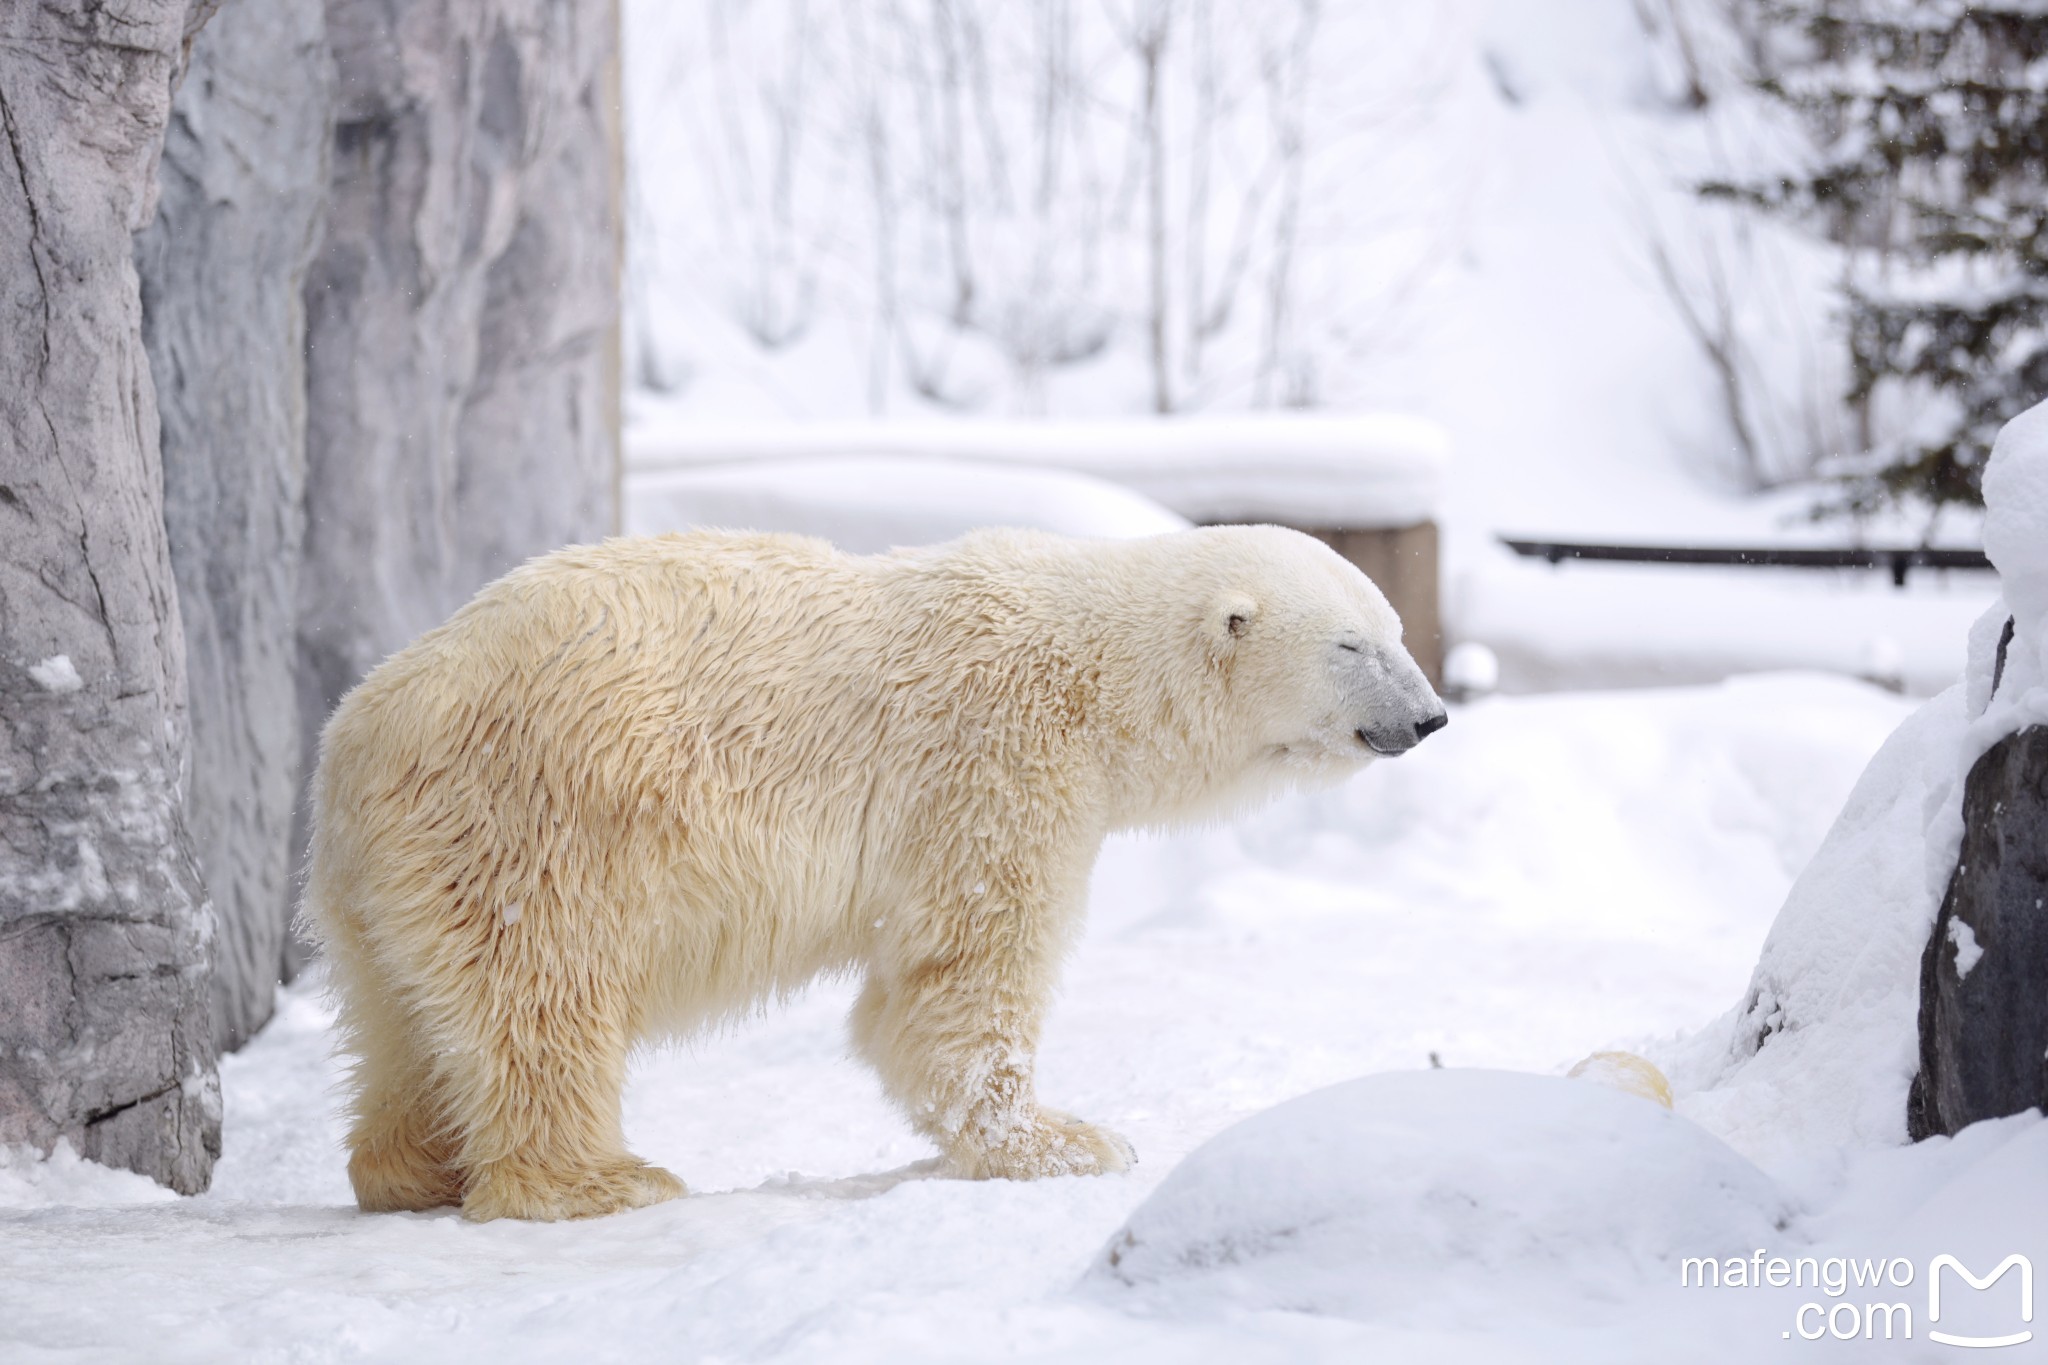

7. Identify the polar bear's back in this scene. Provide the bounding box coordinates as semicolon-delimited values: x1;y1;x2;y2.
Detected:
305;530;1050;1025
317;531;923;844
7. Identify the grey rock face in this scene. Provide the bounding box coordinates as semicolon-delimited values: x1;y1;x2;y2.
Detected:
0;0;222;1193
297;0;622;856
1908;718;2048;1140
139;0;334;1053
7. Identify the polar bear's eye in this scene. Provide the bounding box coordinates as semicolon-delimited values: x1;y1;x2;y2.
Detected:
1227;613;1250;637
1337;641;1362;654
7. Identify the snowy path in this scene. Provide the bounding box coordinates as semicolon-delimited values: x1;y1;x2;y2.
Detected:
11;675;2030;1363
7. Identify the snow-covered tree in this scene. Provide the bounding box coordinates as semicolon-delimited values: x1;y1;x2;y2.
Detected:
1715;0;2048;517
627;0;1450;416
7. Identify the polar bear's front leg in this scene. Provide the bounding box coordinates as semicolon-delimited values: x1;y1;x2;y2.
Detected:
851;959;1134;1181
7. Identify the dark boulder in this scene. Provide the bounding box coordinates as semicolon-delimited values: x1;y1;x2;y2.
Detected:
1909;620;2048;1139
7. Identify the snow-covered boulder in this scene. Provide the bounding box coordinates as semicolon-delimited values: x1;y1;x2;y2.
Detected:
625;456;1190;553
1665;396;2048;1161
1911;400;2048;1137
1090;1069;1788;1327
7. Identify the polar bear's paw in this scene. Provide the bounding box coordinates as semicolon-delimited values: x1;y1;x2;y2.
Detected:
462;1159;687;1222
952;1108;1135;1180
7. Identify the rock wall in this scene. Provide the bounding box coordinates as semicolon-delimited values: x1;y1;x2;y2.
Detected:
3;0;619;1193
296;0;623;819
135;0;622;1038
139;0;334;1053
0;0;223;1193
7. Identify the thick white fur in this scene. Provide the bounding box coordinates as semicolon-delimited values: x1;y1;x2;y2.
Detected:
302;525;1438;1221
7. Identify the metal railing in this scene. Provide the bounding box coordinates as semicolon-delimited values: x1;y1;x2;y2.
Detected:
1500;537;1993;588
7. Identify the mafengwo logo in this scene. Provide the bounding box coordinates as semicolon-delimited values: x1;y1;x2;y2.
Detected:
1681;1250;2033;1346
1929;1255;2033;1350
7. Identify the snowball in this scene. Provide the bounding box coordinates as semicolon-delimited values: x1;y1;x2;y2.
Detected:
1443;640;1500;699
1091;1069;1788;1328
27;654;83;693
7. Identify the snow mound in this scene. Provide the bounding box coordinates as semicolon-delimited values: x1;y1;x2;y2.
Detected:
0;1141;177;1210
627;415;1449;528
625;456;1190;554
1090;1069;1789;1327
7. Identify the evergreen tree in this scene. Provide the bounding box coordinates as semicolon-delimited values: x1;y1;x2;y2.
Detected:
1714;0;2048;517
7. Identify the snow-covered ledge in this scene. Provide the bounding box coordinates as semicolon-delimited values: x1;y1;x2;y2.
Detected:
625;415;1450;530
625;415;1450;678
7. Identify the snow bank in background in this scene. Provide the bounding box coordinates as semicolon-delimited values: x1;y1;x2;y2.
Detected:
626;457;1189;553
627;415;1449;528
1456;555;1995;697
1092;1069;1787;1328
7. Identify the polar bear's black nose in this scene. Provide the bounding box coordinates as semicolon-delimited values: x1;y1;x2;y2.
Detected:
1414;711;1449;743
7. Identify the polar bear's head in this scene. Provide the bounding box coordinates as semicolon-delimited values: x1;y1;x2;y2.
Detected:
1165;525;1446;801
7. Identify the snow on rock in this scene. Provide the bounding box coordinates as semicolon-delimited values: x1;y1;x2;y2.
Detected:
1659;685;1969;1163
1090;1069;1789;1328
1975;397;2048;750
26;654;83;693
626;456;1190;554
1945;919;1985;982
1984;400;2048;626
627;415;1449;529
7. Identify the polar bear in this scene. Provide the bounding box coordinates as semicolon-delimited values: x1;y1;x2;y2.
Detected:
302;525;1445;1221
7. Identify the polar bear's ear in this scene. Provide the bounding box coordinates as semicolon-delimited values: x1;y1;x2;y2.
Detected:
1205;592;1259;656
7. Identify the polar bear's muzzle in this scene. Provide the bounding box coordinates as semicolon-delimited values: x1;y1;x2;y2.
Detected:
1357;709;1448;756
1347;643;1448;757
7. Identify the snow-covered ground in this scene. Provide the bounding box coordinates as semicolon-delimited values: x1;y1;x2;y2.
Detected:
9;671;2041;1362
